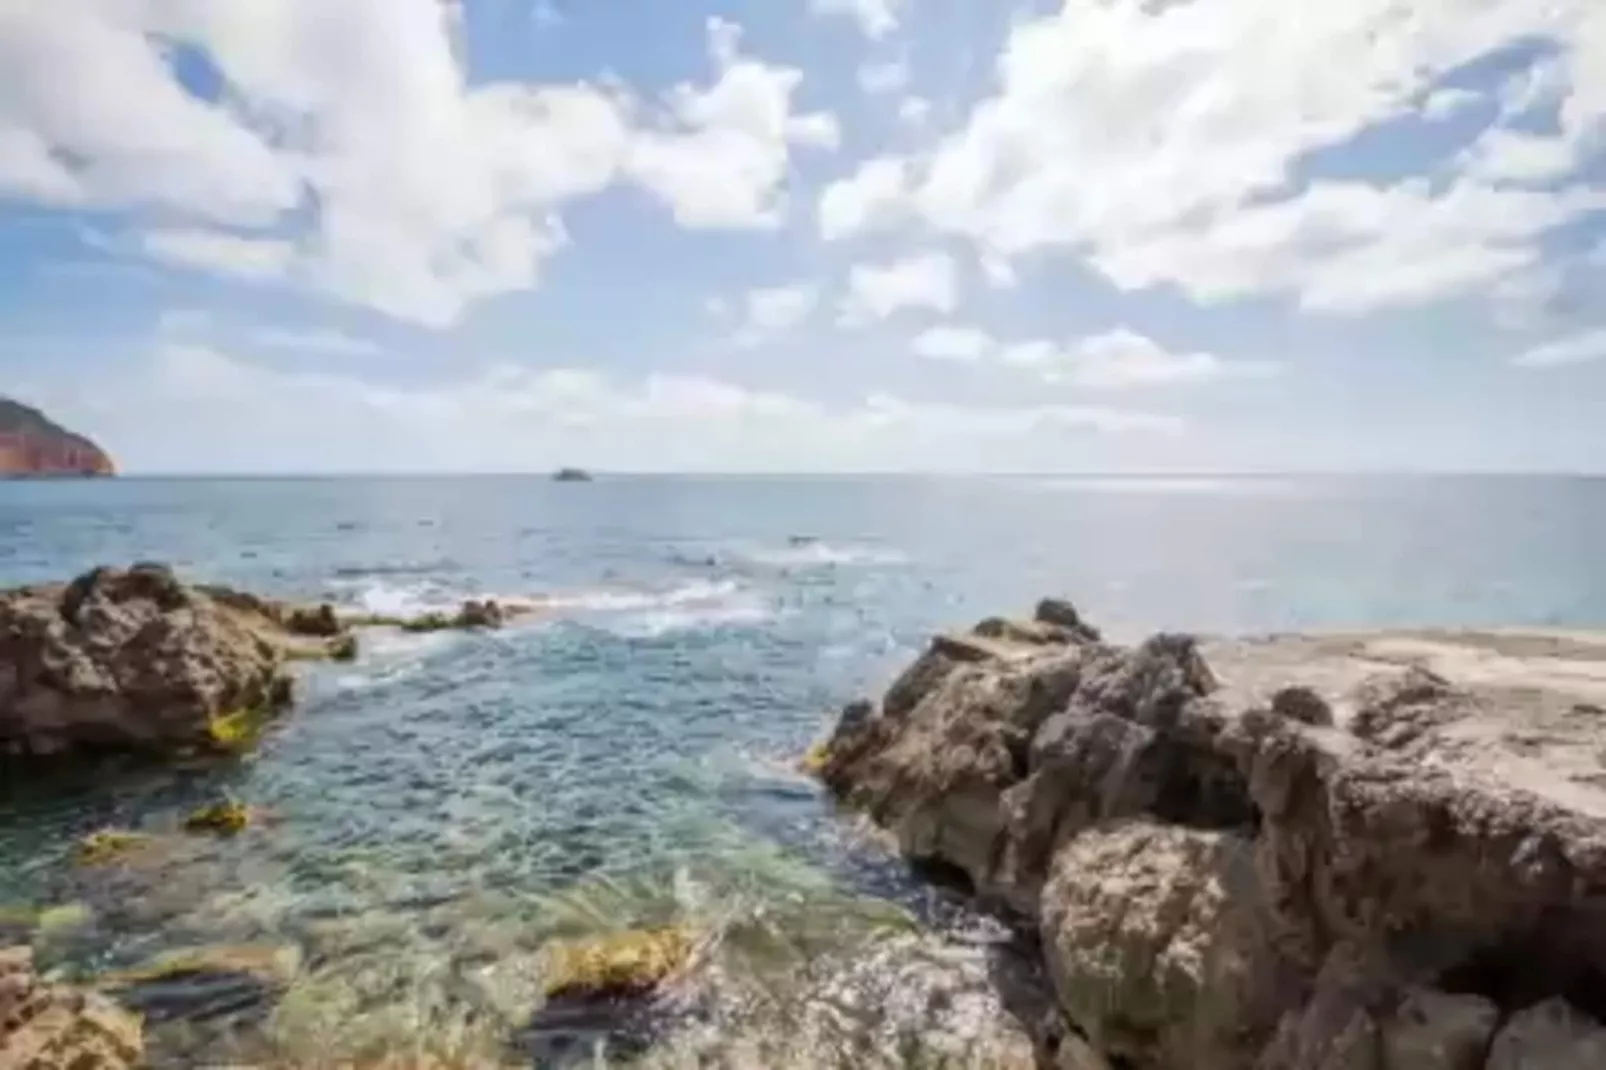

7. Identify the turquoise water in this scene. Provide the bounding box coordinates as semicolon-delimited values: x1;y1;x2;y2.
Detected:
1;474;1603;1061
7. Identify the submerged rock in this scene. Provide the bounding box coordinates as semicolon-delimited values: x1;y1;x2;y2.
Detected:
100;943;301;1026
816;602;1606;1070
0;945;142;1070
182;799;251;837
540;927;695;1002
73;830;162;868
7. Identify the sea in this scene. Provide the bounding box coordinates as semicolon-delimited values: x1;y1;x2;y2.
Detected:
0;474;1602;1063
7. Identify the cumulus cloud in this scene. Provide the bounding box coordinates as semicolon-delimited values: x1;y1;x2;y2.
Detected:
33;343;1183;474
858;60;909;96
252;327;384;358
140;229;295;283
627;18;840;229
840;251;957;322
728;282;819;345
911;325;992;360
1511;328;1606;368
810;0;906;40
822;0;1606;314
0;4;836;326
914;325;1276;389
819;156;911;240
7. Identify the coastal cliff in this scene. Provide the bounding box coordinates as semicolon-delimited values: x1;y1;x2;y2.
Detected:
814;600;1606;1069
0;399;114;478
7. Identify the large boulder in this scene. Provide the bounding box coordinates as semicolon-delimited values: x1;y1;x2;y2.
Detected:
0;946;142;1070
0;564;293;760
814;604;1606;1070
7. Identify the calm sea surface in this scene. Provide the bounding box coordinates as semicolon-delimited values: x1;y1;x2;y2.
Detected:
1;474;1601;1059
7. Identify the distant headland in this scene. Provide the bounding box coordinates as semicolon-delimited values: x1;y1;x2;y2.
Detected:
0;398;115;478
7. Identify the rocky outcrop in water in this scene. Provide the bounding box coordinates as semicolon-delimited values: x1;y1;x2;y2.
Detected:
0;946;142;1070
0;564;297;762
815;601;1606;1070
1;564;546;768
0;399;114;478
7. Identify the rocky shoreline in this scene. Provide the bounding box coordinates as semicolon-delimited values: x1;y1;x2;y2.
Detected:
10;572;1606;1067
812;598;1606;1069
0;563;535;765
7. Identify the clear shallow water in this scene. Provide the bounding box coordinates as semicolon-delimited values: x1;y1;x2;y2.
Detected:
1;474;1604;1059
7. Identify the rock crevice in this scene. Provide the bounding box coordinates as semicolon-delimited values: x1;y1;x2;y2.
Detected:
816;602;1606;1069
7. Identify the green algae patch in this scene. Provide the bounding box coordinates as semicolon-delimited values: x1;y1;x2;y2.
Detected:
540;926;695;1001
183;799;251;836
101;942;302;990
75;829;159;867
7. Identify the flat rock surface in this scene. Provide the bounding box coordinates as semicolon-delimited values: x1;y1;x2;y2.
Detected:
1204;629;1606;818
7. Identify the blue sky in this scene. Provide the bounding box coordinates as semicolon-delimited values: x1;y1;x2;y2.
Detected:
0;0;1603;473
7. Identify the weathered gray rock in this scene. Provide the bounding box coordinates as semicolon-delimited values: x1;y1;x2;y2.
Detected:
814;603;1606;1070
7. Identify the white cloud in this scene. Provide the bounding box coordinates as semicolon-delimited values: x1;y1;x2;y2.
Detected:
810;0;906;40
842;0;1606;314
898;96;932;127
1511;328;1606;368
1090;180;1606;313
0;4;840;326
1030;329;1277;390
1422;86;1482;122
840;251;957;322
819;156;911;240
253;327;383;357
38;343;1182;474
911;325;992;360
859;60;909;96
915;325;1275;389
141;229;295;282
627;17;839;229
732;282;819;344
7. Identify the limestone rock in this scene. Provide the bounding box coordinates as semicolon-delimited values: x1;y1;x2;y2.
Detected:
1040;822;1275;1069
0;564;294;762
0;946;142;1070
818;604;1606;1070
1486;999;1606;1070
1380;987;1499;1070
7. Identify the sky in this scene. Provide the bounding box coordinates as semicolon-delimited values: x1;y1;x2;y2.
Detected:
0;0;1603;474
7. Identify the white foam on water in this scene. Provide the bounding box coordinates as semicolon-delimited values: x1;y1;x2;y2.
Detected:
335;578;458;617
616;601;777;638
541;578;743;613
740;541;909;568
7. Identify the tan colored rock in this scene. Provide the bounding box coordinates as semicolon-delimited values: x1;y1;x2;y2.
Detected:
0;564;293;761
1040;822;1275;1069
818;599;1606;1070
1486;999;1606;1070
1380;987;1497;1070
0;946;143;1070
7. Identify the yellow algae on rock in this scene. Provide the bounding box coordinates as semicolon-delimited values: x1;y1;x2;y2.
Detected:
203;707;268;753
74;829;158;867
540;927;694;1001
183;799;250;836
798;740;831;776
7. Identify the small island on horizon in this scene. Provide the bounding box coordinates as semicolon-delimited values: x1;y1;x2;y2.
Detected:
551;467;594;483
0;398;115;479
